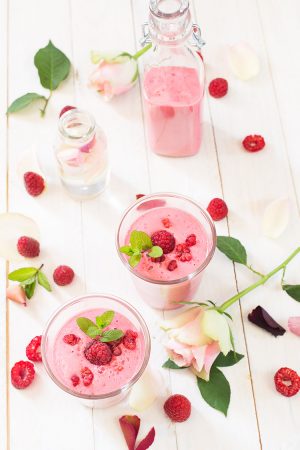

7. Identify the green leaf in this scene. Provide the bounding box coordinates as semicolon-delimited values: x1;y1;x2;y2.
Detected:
34;40;71;91
76;317;97;335
25;280;36;299
148;246;163;258
119;246;133;256
37;271;52;292
20;276;37;286
197;366;231;416
130;230;152;252
282;284;300;301
129;253;141;268
217;236;247;265
96;310;115;329
8;267;37;282
213;351;244;367
222;311;233;321
7;93;46;114
162;359;189;369
100;329;124;343
86;326;103;338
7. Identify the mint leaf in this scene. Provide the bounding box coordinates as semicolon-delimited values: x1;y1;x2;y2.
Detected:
100;329;124;342
130;230;152;251
162;359;188;369
217;236;247;265
213;351;244;367
8;267;37;282
7;93;46;114
76;317;97;335
25;280;37;299
197;366;231;416
282;284;300;301
129;254;141;268
21;276;37;286
148;246;163;258
87;326;103;338
96;310;114;329
37;271;52;292
119;246;133;256
34;40;71;91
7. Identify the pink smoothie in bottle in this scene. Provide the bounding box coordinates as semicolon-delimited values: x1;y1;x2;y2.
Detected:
126;207;210;282
49;308;145;396
143;66;203;157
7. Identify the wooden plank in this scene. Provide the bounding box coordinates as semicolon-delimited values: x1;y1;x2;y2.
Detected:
7;0;93;449
194;0;300;448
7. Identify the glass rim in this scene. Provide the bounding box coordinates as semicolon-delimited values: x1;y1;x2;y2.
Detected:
116;192;217;285
149;0;189;19
58;108;96;143
41;293;151;401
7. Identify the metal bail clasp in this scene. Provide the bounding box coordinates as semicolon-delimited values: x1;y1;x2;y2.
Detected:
140;22;205;49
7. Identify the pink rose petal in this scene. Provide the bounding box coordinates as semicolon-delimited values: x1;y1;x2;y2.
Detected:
80;136;96;153
136;427;155;450
119;415;140;450
165;339;194;367
204;341;220;375
288;317;300;337
6;285;26;306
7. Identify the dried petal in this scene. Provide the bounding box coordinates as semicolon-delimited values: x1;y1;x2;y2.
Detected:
288;317;300;337
262;198;290;239
136;427;155;450
6;285;27;306
248;306;285;337
0;213;40;261
227;42;260;80
119;415;140;450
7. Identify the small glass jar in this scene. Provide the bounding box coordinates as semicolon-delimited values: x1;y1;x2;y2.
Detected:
42;294;151;408
141;0;205;157
54;108;109;199
116;193;216;310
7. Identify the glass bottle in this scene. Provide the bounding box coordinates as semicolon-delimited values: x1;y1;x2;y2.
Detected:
141;0;205;157
54;108;109;199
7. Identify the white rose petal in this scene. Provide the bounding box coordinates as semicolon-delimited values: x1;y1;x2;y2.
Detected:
227;43;260;80
262;197;290;239
128;368;159;411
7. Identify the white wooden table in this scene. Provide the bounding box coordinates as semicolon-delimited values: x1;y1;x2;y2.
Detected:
1;1;300;449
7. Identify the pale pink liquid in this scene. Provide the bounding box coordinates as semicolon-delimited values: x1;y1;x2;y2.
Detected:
50;309;145;396
143;66;203;157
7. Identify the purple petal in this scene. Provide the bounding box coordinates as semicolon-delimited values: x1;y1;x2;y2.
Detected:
248;306;286;337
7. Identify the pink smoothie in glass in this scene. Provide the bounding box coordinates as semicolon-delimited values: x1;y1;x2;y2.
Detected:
126;207;210;282
50;309;145;396
143;66;203;157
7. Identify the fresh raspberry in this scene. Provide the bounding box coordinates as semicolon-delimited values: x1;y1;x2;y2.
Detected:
26;336;42;362
160;106;175;118
59;105;76;118
167;260;178;271
208;78;228;98
17;236;40;258
274;367;300;397
63;334;80;345
164;394;191;422
151;230;175;254
11;361;35;389
180;253;192;262
162;218;171;228
136;194;145;200
151;255;165;263
112;346;122;356
186;234;196;247
207;198;228;221
81;367;94;386
84;341;112;366
53;265;75;286
24;172;45;197
71;375;80;387
242;135;265;152
123;329;138;350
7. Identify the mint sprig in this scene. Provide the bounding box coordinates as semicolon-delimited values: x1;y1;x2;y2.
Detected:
8;264;52;300
76;310;124;342
119;230;163;268
7;40;71;117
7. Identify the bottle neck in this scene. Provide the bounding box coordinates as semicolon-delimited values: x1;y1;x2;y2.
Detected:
58;109;96;146
148;0;192;46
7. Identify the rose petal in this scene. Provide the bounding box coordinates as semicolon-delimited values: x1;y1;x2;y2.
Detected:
135;427;155;450
161;307;201;331
6;285;26;306
166;339;194;367
248;305;286;337
168;310;212;346
0;213;40;262
128;369;158;412
262;197;290;239
191;346;206;372
119;415;140;450
288;317;300;337
227;42;260;80
204;341;220;375
201;310;232;355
